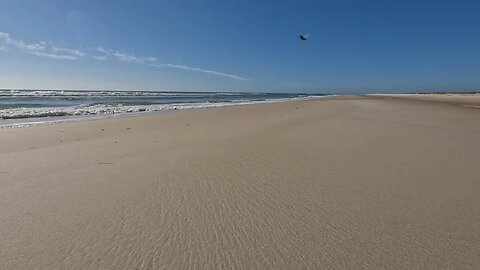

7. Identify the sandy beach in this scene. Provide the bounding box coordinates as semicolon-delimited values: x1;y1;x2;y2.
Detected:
369;93;480;107
0;95;479;269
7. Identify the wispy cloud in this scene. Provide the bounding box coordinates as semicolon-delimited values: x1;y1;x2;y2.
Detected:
0;32;45;51
52;46;86;58
151;63;249;81
1;31;249;80
0;32;85;60
96;47;157;64
30;51;78;60
92;55;107;61
97;47;249;80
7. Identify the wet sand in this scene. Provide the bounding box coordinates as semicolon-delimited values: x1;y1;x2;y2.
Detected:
0;96;479;269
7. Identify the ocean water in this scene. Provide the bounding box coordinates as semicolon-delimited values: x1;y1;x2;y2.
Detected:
0;90;327;128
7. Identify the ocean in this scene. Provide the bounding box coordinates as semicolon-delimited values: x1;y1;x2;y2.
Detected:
0;90;328;128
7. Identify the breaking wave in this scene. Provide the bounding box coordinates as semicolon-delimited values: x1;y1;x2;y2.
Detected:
0;90;329;128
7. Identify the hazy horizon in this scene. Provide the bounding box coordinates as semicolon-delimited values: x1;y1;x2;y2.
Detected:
1;88;479;95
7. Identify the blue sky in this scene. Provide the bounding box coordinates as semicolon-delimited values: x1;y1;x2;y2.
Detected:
0;0;479;93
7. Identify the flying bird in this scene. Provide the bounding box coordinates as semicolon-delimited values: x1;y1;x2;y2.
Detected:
299;34;310;40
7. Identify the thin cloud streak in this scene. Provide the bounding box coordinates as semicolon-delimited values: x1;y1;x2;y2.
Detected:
92;55;107;61
52;47;86;58
151;63;249;81
0;32;45;51
97;46;249;80
0;32;84;60
96;47;157;64
30;51;78;60
0;31;249;80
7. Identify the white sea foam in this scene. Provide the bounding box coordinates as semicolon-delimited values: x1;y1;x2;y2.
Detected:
0;89;246;97
0;95;327;128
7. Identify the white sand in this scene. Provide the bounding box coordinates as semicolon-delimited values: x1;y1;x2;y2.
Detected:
0;96;479;269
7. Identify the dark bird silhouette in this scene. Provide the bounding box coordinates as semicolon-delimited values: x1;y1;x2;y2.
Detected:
299;34;310;40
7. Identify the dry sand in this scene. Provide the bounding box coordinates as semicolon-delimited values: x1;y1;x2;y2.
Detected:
0;96;479;269
369;93;480;107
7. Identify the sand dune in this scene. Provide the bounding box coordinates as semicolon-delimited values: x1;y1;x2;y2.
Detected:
0;96;479;269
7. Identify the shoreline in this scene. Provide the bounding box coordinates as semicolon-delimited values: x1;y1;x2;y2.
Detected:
2;93;478;130
0;94;330;129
